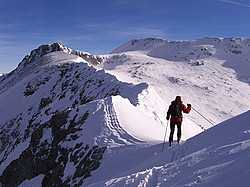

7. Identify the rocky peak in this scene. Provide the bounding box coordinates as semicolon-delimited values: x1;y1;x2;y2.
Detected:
18;43;69;68
17;42;104;70
0;42;105;95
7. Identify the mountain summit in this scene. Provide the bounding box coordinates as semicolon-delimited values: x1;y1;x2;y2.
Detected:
18;42;103;68
0;37;249;186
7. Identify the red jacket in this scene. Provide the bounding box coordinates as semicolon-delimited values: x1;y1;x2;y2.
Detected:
167;102;191;122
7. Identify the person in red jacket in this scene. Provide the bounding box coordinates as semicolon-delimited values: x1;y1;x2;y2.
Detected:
166;96;191;147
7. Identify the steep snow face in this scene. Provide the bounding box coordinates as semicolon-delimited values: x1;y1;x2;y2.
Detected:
101;37;250;130
89;110;250;187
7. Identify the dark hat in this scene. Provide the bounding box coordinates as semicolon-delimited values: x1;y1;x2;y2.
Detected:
175;96;181;101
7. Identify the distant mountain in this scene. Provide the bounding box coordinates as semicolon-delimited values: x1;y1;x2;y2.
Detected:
0;37;249;186
112;37;250;84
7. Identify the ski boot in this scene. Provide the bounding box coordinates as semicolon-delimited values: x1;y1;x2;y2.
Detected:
169;141;173;147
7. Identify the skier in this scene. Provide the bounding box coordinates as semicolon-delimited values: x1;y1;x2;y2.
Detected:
166;96;191;147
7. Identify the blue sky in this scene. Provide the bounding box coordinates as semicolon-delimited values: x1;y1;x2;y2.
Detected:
0;0;250;73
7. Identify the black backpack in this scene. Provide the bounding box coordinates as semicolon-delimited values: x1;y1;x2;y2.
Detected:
170;101;182;118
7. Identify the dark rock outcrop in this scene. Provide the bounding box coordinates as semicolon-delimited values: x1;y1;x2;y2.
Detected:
0;110;106;187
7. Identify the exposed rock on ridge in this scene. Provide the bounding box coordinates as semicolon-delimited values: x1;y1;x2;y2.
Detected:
0;43;104;94
0;52;148;186
18;42;104;69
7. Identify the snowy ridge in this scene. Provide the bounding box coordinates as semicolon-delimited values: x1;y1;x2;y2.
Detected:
0;47;165;186
0;37;249;186
17;42;103;69
0;43;104;94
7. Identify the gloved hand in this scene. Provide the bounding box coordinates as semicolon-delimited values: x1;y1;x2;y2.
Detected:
187;103;191;108
166;116;170;120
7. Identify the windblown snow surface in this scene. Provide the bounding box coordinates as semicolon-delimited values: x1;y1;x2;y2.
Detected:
0;37;249;187
89;110;250;187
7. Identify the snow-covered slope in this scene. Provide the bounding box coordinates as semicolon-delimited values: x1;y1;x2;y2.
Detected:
0;43;166;187
0;43;104;95
0;37;249;186
90;110;250;187
104;37;250;129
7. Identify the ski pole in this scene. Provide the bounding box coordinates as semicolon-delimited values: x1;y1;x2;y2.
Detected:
161;120;169;152
192;107;214;126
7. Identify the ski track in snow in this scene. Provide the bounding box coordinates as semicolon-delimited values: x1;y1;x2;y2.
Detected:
88;111;250;187
96;140;249;187
103;98;143;146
